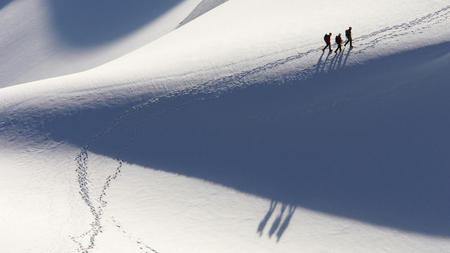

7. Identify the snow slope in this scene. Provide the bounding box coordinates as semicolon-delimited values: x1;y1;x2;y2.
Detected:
1;0;450;253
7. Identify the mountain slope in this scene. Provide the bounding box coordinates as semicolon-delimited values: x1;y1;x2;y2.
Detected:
0;1;450;253
0;0;227;87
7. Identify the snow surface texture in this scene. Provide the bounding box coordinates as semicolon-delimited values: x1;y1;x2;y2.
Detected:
1;0;450;253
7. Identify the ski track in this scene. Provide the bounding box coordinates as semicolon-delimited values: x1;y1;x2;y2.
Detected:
71;5;449;252
72;149;123;253
111;216;160;253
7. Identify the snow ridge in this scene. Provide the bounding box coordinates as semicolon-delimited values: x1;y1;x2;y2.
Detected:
178;0;228;26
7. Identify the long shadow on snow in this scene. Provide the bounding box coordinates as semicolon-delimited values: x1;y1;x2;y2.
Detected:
46;0;183;47
47;0;229;48
47;42;450;236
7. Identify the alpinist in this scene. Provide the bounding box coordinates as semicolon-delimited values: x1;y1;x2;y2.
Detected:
344;26;353;48
335;33;343;54
322;33;332;53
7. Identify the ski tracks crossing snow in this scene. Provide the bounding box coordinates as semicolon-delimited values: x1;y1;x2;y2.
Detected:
72;148;123;253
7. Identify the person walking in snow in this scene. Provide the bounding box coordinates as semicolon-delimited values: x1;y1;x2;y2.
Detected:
334;33;343;54
322;33;332;53
344;26;353;48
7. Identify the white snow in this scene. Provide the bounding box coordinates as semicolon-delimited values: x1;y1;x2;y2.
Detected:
1;0;450;252
0;0;227;87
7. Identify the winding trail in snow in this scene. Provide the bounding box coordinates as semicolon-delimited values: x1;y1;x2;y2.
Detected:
111;216;161;253
71;5;449;252
355;5;450;52
96;5;450;119
72;148;123;253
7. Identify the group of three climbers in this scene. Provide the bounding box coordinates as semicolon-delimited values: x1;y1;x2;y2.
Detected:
322;26;353;54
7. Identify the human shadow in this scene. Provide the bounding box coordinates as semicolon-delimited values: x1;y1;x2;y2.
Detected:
268;204;287;238
46;0;183;47
314;52;325;75
315;48;344;75
329;50;345;71
327;54;339;72
314;50;333;75
257;202;296;241
341;47;352;68
257;200;278;236
24;42;450;237
277;205;296;242
276;205;296;242
320;51;332;72
334;49;345;70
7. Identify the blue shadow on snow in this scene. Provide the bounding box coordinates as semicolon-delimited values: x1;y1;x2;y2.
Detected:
31;42;450;237
46;0;183;47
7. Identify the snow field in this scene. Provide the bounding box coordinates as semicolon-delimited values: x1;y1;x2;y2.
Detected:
1;0;450;252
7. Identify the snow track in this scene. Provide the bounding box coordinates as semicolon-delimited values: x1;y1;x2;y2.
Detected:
354;5;450;53
111;217;160;253
72;149;123;253
76;4;450;146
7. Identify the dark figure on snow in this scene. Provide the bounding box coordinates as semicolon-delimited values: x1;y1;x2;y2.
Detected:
335;33;343;54
322;33;332;53
344;26;353;48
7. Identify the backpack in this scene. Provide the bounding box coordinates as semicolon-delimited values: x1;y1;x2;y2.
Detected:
345;29;351;38
335;36;341;44
324;34;330;43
